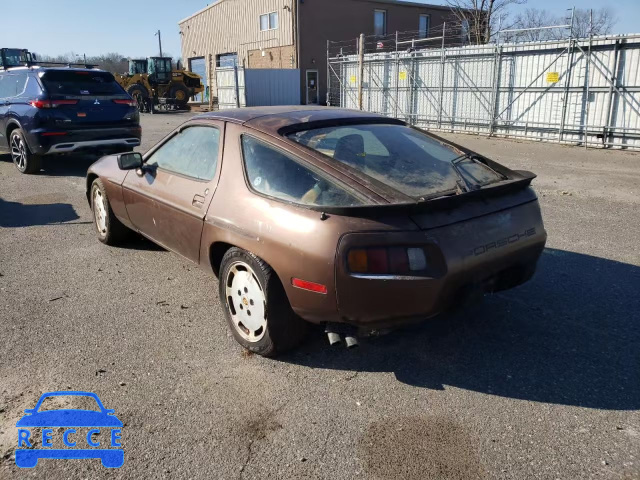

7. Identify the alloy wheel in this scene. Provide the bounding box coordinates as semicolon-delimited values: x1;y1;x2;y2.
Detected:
225;261;267;342
10;135;27;171
93;187;108;236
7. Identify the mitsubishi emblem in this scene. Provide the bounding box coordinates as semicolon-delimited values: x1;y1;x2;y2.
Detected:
94;99;100;105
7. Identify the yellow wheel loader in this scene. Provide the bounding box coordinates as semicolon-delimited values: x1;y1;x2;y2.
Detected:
116;57;204;112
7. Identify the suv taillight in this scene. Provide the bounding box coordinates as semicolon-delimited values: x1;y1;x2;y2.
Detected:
30;100;78;109
113;99;136;106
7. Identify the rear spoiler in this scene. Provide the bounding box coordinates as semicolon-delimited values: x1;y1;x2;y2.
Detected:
304;170;537;217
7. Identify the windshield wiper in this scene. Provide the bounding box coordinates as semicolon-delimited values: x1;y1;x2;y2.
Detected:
450;154;478;193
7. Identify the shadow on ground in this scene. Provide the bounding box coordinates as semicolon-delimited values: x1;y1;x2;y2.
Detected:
0;197;80;228
0;152;101;178
284;248;640;410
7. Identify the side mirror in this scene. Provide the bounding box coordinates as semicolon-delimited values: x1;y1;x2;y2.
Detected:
117;152;143;170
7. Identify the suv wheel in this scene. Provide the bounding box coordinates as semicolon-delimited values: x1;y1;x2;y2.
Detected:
10;129;41;174
219;248;307;357
91;179;129;245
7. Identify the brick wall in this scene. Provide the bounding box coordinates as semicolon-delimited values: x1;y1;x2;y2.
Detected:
247;45;296;69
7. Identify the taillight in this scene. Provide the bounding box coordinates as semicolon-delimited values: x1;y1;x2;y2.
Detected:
347;247;428;275
113;99;136;106
30;100;78;109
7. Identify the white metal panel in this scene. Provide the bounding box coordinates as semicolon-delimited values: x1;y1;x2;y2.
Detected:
329;34;640;149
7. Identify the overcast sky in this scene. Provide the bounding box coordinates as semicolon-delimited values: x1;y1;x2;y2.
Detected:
0;0;636;59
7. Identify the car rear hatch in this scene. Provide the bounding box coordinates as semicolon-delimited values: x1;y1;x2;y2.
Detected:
39;69;138;129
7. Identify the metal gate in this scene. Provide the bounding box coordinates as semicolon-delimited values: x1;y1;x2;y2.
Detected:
215;66;246;110
328;33;640;149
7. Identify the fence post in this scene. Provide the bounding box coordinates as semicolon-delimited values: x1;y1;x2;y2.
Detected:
558;7;576;142
326;40;331;106
208;54;214;111
584;9;593;149
437;22;446;129
394;31;399;118
358;33;365;110
604;39;621;148
233;60;240;108
489;45;502;136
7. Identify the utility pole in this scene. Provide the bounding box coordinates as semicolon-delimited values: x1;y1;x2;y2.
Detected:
155;30;163;57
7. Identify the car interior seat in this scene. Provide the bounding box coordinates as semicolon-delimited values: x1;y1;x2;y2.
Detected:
333;134;365;170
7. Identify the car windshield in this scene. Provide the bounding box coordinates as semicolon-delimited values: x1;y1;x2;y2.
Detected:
287;124;504;199
38;395;101;412
41;70;124;96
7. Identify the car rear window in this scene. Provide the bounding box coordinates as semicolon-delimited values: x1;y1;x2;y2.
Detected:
40;70;124;96
287;124;504;199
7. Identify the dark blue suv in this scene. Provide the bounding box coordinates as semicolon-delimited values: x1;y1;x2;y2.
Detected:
0;64;141;174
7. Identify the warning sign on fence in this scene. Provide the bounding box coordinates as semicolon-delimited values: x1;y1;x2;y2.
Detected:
546;72;559;83
399;71;407;81
350;75;357;84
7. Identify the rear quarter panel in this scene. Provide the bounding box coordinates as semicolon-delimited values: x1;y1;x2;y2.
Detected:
200;122;417;323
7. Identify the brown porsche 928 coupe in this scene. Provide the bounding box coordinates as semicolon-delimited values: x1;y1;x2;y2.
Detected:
87;107;546;356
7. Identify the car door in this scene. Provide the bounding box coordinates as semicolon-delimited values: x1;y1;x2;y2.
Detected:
0;74;12;148
122;121;224;263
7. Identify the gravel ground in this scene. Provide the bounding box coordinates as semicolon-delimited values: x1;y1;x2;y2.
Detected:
0;111;638;479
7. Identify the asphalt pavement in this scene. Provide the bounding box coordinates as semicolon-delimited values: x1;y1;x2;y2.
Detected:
1;111;638;479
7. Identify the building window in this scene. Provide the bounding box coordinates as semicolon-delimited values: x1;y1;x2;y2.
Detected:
419;15;430;38
374;10;387;36
260;12;278;31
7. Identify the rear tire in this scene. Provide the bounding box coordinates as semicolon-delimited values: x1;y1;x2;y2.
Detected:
219;248;307;357
10;129;41;174
91;178;129;245
126;84;150;112
169;84;190;107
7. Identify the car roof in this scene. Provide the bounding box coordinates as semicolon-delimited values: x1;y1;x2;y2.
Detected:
193;106;401;135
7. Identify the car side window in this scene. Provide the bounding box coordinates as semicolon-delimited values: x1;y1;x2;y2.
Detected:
146;126;220;181
241;135;364;207
0;74;21;99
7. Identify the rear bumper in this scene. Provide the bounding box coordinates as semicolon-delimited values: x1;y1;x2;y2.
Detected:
44;137;140;154
26;126;141;155
332;200;547;329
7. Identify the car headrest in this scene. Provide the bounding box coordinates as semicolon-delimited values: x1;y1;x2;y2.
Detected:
334;134;365;169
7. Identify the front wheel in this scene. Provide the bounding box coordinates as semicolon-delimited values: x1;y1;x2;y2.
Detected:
91;179;129;245
219;248;307;357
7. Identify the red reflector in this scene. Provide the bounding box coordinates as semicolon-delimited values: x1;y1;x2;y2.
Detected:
292;278;328;294
367;248;388;273
41;132;68;136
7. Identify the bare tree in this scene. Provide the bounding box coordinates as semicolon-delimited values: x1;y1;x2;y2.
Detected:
512;8;560;41
33;52;129;74
512;7;617;42
445;0;526;44
572;8;617;38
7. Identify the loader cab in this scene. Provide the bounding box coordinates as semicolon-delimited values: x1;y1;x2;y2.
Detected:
148;57;172;84
129;59;148;75
1;48;34;69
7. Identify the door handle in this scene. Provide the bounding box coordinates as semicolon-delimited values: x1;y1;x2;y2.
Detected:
192;194;206;207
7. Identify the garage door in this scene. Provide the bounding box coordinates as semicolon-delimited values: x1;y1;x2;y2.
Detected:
189;57;206;102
